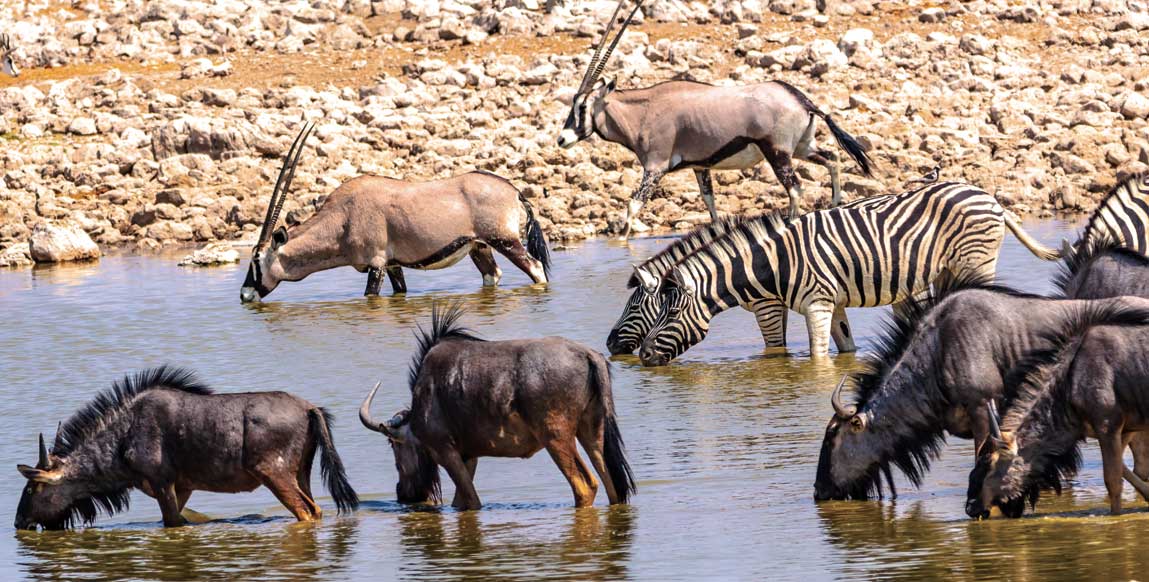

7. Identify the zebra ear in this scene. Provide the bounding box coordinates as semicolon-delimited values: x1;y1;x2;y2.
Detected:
633;265;659;293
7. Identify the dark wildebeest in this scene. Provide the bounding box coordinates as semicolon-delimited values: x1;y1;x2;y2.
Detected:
14;366;358;530
966;317;1149;518
812;274;1149;501
359;304;636;510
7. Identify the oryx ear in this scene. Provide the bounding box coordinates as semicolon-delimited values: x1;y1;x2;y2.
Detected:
604;77;616;92
285;211;301;227
272;225;289;248
633;265;659;292
18;465;62;484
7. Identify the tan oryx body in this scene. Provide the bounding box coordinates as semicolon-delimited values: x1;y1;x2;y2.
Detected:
1;34;18;77
557;0;873;238
241;123;551;303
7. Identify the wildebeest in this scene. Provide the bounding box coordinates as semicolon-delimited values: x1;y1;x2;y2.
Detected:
1055;235;1149;302
812;274;1149;501
556;0;873;236
14;366;358;530
241;122;551;302
966;318;1149;517
359;304;636;510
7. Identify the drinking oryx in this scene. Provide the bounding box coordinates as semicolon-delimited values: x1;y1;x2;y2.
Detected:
241;122;551;303
637;182;1061;365
556;0;874;237
360;304;635;510
1;35;18;77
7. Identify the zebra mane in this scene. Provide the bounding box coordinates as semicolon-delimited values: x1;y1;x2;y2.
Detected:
408;302;484;391
1077;171;1149;253
53;366;212;458
626;215;757;288
1052;233;1149;296
671;212;790;275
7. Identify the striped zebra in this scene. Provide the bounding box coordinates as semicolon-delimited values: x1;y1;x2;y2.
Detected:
636;181;1061;365
1069;172;1149;256
607;194;893;356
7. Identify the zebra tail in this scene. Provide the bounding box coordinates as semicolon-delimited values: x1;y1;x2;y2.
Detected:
1004;210;1061;261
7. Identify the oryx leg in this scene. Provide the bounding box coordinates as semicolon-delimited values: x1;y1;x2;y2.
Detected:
803;300;836;357
386;267;406;294
805;149;843;207
365;267;385;296
490;239;547;284
749;298;787;347
1100;430;1127;515
623;168;666;239
451;458;479;508
830;305;857;353
694;169;718;221
764;149;803;220
469;244;502;287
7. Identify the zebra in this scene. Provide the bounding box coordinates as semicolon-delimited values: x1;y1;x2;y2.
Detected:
607;194;894;356
636;181;1062;365
1066;172;1149;257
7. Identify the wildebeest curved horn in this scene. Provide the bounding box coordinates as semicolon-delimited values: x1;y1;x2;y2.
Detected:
578;0;628;93
589;0;645;85
256;120;317;250
38;433;48;468
987;400;1003;440
831;375;857;419
359;381;387;434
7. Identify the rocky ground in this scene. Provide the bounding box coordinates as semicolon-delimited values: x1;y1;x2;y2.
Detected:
0;0;1147;266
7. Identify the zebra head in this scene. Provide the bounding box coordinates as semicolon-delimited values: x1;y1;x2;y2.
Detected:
639;268;711;366
607;265;662;355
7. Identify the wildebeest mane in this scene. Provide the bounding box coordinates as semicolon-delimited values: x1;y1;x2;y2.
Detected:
624;214;759;288
408;302;485;391
53;365;212;458
1052;234;1149;296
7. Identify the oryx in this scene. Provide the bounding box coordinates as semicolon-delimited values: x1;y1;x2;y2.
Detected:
1;34;18;77
556;0;874;238
240;122;552;303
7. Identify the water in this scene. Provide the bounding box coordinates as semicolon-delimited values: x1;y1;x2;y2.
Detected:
4;218;1148;581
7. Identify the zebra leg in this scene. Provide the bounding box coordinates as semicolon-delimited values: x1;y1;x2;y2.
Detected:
830;305;857;353
806;149;843;207
365;267;385;296
694;169;718;221
624;169;665;239
765;150;802;220
469;244;502;287
386;267;407;294
750;299;788;347
803;301;836;357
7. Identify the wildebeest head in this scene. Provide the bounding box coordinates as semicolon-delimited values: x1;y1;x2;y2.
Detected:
241;121;316;303
1;35;18;78
359;382;441;504
639;268;711;366
556;0;641;148
813;377;888;501
966;403;1032;519
15;433;117;531
607;265;663;355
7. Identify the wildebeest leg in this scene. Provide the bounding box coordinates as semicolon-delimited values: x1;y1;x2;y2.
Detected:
451;458;478;508
623;168;666;239
386;267;407;294
804;150;842;207
295;469;323;519
365;267;384;296
694;169;718;221
490;240;547;284
750;298;787;348
803;301;835;357
1100;431;1126;515
439;449;482;510
830;305;857;353
546;438;598;507
154;482;187;527
469;245;502;286
577;415;620;504
1130;434;1149;481
259;472;318;521
765;148;802;219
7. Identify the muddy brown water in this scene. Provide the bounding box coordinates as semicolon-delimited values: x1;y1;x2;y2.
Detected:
4;219;1149;581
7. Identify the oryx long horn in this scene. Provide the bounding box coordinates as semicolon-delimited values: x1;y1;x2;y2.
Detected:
577;0;628;93
256;120;316;248
831;375;856;419
987;400;1003;440
590;0;645;83
359;381;387;434
38;433;48;468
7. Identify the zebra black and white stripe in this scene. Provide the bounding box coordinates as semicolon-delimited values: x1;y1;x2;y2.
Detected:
637;181;1062;365
1074;172;1149;255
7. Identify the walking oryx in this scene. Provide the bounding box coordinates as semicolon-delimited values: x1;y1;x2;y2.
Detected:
556;0;874;238
1;35;18;77
636;182;1061;365
241;122;551;303
360;304;636;510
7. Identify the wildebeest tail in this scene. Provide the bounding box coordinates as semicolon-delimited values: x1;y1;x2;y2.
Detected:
773;80;873;177
589;355;635;503
521;194;552;280
309;408;360;513
1004;209;1060;261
